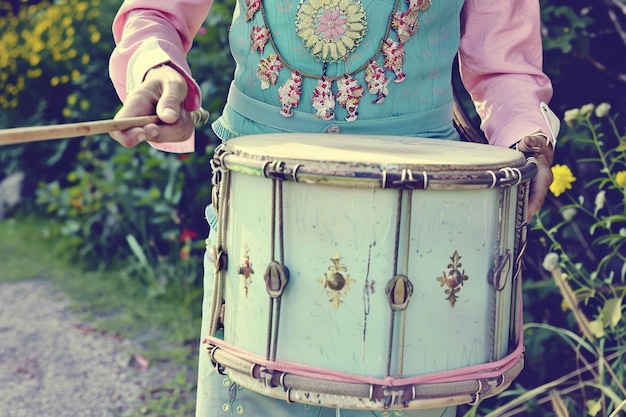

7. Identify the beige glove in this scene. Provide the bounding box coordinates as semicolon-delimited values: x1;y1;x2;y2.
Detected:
109;64;194;147
515;134;555;219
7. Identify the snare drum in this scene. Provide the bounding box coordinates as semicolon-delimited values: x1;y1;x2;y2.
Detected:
205;134;534;410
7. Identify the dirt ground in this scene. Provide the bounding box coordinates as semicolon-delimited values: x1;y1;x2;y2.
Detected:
0;280;158;417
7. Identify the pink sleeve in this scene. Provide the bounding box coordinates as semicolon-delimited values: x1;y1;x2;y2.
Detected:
109;0;214;153
459;0;557;148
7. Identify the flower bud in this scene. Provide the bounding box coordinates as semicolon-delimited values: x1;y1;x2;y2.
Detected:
580;103;595;116
561;207;577;222
595;190;606;213
542;253;560;272
595;102;611;118
563;108;580;127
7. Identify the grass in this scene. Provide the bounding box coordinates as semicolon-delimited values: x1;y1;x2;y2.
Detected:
0;215;203;416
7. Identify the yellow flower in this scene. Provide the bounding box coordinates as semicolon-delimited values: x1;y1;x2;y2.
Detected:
26;68;42;78
67;93;78;106
29;54;41;66
616;171;626;188
550;164;576;197
90;31;101;44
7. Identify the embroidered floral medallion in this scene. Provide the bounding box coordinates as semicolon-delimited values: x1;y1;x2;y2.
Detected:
295;0;368;63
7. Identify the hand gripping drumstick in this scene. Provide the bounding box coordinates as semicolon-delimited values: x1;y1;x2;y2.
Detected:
0;108;210;147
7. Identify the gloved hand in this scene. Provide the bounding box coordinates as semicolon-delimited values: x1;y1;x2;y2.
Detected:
109;64;195;147
516;134;555;219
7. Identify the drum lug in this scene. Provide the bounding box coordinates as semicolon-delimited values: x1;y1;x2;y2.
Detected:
390;168;427;189
385;275;413;311
370;384;414;409
212;143;230;170
262;160;301;182
257;366;284;388
264;261;289;298
215;248;228;272
207;345;227;375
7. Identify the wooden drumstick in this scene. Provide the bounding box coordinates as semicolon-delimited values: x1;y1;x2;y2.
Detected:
0;108;210;146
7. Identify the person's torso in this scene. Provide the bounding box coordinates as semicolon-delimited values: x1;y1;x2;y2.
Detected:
228;0;465;123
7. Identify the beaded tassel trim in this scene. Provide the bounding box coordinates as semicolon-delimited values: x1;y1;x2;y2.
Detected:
248;0;432;121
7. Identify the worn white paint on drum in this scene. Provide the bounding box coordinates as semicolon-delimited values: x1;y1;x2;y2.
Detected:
222;133;523;169
219;134;523;379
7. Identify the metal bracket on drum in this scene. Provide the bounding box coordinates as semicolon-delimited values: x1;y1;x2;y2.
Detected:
214;147;537;191
210;145;231;211
387;168;428;189
386;275;414;311
261;160;302;182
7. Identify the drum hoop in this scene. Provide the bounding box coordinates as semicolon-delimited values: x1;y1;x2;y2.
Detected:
206;340;524;410
213;145;537;189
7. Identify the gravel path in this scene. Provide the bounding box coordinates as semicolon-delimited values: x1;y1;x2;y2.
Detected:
0;280;157;417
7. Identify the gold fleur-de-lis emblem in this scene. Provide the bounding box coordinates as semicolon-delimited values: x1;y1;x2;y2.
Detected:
436;250;469;307
237;245;254;297
318;252;356;311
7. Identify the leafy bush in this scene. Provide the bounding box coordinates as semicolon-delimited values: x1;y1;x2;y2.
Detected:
464;104;626;416
1;0;236;295
0;0;120;202
540;0;626;115
1;4;625;415
35;137;212;295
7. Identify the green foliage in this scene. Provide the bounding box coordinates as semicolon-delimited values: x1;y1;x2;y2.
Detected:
0;0;121;203
34;136;212;296
1;1;626;416
541;4;593;55
188;0;236;122
539;0;626;114
0;0;234;298
465;104;626;416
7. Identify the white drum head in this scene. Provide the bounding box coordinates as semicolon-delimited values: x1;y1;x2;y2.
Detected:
224;133;525;171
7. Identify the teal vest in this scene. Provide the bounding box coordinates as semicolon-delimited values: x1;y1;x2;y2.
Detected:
214;0;465;139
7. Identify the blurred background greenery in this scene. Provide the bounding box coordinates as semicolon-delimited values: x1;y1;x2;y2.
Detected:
0;0;625;416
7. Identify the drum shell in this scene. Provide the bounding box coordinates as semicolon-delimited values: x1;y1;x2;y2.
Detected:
212;134;528;380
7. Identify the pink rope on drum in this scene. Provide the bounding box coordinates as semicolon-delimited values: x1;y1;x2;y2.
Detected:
206;335;522;387
204;298;524;387
204;283;526;389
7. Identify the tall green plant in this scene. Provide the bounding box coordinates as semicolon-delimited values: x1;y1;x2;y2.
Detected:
465;104;626;416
